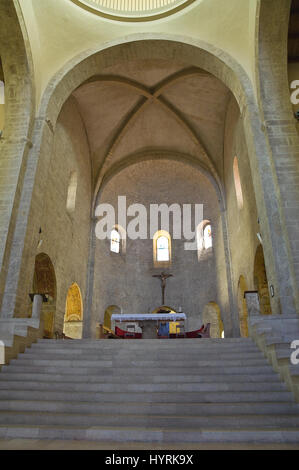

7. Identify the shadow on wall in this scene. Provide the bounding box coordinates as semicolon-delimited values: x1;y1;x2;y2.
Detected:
32;253;56;338
63;282;83;339
202;302;224;338
254;244;272;315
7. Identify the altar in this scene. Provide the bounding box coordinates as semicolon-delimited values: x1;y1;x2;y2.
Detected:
111;313;187;339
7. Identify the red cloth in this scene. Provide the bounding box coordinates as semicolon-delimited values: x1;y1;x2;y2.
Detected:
115;326;142;339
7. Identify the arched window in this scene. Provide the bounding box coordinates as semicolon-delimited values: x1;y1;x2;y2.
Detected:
233;157;244;210
66;171;77;213
203;224;212;249
157;235;170;261
196;220;213;261
110;228;120;253
153;230;171;266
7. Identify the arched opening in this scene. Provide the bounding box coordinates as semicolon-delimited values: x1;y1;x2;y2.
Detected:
110;225;126;255
153;230;172;267
103;305;121;334
203;224;212;249
6;35;297;329
237;275;249;337
110;228;121;253
196;220;213;260
32;253;56;338
254;244;272;315
202;302;224;338
63;283;83;339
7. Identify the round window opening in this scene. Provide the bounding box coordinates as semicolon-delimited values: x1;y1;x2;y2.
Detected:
71;0;196;21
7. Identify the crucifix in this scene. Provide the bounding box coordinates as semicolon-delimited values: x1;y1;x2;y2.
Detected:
152;272;173;305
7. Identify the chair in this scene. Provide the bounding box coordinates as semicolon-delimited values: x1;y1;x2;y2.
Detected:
185;323;211;338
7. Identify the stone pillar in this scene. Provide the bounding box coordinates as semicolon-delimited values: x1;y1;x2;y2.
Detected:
256;0;299;314
83;218;97;339
0;0;34;313
244;291;261;318
31;294;43;319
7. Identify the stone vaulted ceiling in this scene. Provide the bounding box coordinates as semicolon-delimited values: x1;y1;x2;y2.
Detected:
71;58;231;193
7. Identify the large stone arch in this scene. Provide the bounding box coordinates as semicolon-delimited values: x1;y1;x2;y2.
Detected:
0;0;35;313
1;34;298;332
256;0;299;310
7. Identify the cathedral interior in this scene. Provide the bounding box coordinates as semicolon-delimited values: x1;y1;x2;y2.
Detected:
0;0;299;450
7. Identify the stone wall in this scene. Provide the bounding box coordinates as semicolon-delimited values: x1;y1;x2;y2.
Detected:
23;97;91;332
0;0;34;311
92;158;226;332
224;95;260;331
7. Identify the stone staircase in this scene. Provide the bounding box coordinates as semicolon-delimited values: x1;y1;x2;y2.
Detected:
249;314;299;401
0;337;299;445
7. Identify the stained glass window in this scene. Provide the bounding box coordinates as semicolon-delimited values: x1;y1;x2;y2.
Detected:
156;235;170;262
111;229;120;253
203;224;212;249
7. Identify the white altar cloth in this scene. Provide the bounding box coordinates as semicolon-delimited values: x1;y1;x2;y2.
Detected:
111;313;186;322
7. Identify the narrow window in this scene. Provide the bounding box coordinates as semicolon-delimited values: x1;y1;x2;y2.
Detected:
66;171;77;213
0;80;4;105
203;224;212;249
110;229;120;253
0;80;4;133
157;235;170;262
153;230;171;266
233;157;244;210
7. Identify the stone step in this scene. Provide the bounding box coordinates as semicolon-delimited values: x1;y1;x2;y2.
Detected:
266;335;299;346
10;357;270;368
1;411;299;429
1;400;299;416
1;336;297;445
0;364;276;376
0;389;293;403
31;339;257;349
0;372;281;384
0;380;287;393
21;350;264;360
36;338;254;344
0;424;298;443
